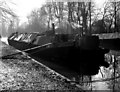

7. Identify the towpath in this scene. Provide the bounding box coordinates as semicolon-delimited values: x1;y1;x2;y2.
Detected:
0;40;82;90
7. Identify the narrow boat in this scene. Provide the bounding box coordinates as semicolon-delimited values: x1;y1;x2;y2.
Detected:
100;38;120;51
8;31;110;76
94;33;120;51
8;32;39;50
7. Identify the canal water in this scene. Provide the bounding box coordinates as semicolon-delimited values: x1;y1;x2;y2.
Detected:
82;53;120;91
92;66;111;90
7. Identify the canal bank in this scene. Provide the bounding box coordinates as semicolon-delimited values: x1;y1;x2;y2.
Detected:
0;40;82;90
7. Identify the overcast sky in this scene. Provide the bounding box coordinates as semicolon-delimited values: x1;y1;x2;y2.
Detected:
8;0;106;24
9;0;46;24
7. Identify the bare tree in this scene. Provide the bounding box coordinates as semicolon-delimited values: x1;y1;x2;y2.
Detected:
27;1;97;35
97;0;120;33
26;8;49;33
0;0;18;36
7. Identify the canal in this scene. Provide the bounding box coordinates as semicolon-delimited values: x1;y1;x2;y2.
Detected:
1;37;120;91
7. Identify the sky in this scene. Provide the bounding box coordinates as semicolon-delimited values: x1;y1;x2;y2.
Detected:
8;0;46;24
7;0;106;25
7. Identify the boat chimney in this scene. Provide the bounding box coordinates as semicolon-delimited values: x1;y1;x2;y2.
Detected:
52;23;55;35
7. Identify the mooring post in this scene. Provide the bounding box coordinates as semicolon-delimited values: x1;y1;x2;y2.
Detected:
112;55;116;92
52;23;55;35
90;76;92;91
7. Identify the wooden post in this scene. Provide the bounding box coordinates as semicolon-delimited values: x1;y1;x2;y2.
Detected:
52;23;55;35
112;55;116;92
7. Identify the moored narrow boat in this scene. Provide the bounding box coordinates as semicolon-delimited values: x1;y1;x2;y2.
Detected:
8;32;110;76
94;33;120;51
99;38;120;51
8;32;39;50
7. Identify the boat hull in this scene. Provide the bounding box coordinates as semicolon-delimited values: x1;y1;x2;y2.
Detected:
8;39;38;51
100;38;120;51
